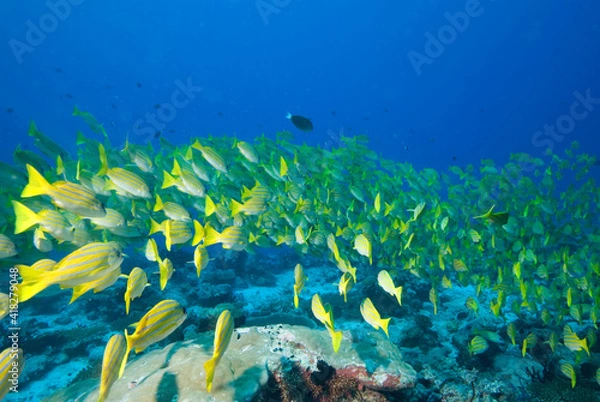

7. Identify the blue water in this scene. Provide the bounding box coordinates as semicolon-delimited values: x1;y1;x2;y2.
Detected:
1;1;599;173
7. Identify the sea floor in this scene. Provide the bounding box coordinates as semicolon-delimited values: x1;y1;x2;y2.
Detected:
4;247;600;401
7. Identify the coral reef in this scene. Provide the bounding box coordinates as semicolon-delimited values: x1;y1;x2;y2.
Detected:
44;325;416;401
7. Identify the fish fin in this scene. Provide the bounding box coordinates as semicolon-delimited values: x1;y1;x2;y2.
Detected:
12;200;41;234
192;220;204;246
286;112;292;119
153;194;164;212
329;329;343;353
148;218;162;236
98;143;109;176
395;286;403;306
161;170;178;189
205;195;216;217
230;199;243;217
17;265;49;302
75;131;87;145
171;159;182;176
204;356;217;392
381;318;391;338
120;330;132;378
69;285;87;304
164;220;172;252
125;290;131;315
583;338;590;357
21;164;51;198
159;261;168;290
203;224;221;247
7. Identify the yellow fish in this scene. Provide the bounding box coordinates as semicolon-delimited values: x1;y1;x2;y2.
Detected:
12;200;75;241
360;297;390;337
18;242;123;302
293;264;308;308
311;294;343;352
473;205;509;225
153;194;191;222
563;324;590;356
204;224;248;251
192;141;228;173
122;300;187;374
377;270;402;306
98;334;127;401
98;144;151;199
205;310;234;392
0;347;24;400
353;234;372;264
235;141;259;163
468;335;489;356
191;245;209;278
338;272;354;303
124;267;149;314
21;164;106;218
0;235;17;259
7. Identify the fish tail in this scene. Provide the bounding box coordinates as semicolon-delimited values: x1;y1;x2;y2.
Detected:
119;330;132;378
205;195;216;217
125;291;131;315
153;194;164;212
21;164;51;198
159;262;167;291
17;265;48;302
191;220;204;246
161;170;178;189
582;338;590;356
330;329;343;353
172;159;182;176
286;112;292;119
293;291;299;309
76;131;87;145
12;200;41;234
148;218;162;236
98;143;109;176
349;266;357;283
394;286;403;306
204;356;217;392
72;105;81;116
230;199;243;217
203;224;221;247
164;221;173;252
381;318;391;338
69;286;86;304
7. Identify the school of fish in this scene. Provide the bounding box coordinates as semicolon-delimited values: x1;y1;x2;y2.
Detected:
0;109;599;398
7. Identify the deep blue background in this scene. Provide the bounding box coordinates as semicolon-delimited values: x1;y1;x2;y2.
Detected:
1;0;599;175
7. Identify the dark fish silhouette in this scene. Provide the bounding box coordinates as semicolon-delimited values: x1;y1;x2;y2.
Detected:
286;113;313;132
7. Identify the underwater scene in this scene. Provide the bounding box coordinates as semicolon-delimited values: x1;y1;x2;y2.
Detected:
1;1;600;401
